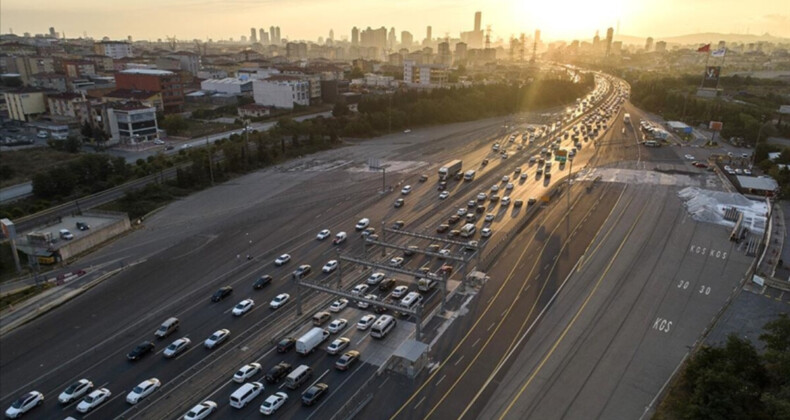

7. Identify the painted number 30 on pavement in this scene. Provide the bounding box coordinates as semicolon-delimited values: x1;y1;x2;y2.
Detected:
689;245;727;260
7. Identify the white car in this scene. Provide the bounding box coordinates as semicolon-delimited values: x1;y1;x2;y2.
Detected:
401;185;412;194
357;314;377;330
327;337;350;354
204;329;230;349
126;378;161;404
274;254;291;266
328;318;348;333
485;213;495;222
438;249;451;259
233;363;262;383
5;391;44;417
501;196;511;206
490;184;499;192
391;285;409;298
183;400;218;420
389;257;404;267
59;379;93;404
270;293;290;309
259;392;288;415
164;337;191;358
502;175;510;182
684;154;695;160
77;388;111;413
322;260;339;273
357;294;378;309
316;229;331;240
439;191;450;199
481;227;492;238
366;272;385;285
744;169;752;175
329;298;348;312
351;284;369;295
232;299;255;316
477;192;487;201
154;139;165;145
355;218;370;230
457;207;467;216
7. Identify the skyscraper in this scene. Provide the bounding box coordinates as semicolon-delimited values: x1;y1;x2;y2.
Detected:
329;29;334;41
261;29;269;44
270;26;276;43
426;26;432;44
388;27;396;49
474;11;481;32
275;27;281;43
605;27;614;56
534;29;541;45
645;37;654;52
401;31;413;49
592;30;601;52
259;28;265;44
250;28;257;43
351;27;359;45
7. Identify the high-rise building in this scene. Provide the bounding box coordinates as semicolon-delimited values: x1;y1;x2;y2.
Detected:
270;26;276;43
438;41;451;66
474;11;481;32
351;27;359;45
455;42;467;63
329;29;334;41
645;37;654;52
401;31;413;49
250;28;257;43
592;30;600;52
49;27;56;37
605;27;614;56
655;41;667;52
717;40;726;50
388;27;396;49
275;27;281;43
426;26;432;45
259;28;265;44
361;26;387;50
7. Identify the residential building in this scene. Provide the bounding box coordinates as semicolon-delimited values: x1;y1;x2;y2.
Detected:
84;54;115;72
403;60;447;86
166;52;201;75
401;31;413;49
197;68;228;79
286;42;308;60
47;92;92;123
4;56;55;84
114;68;184;112
238;103;271;118
200;77;252;95
351;27;360;45
95;41;133;59
655;41;667;53
3;88;48;121
455;42;468;63
29;73;67;92
103;101;159;143
252;75;309;109
102;89;164;112
645;37;654;52
320;79;349;103
63;60;97;78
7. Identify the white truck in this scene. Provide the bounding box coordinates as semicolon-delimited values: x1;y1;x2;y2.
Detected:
295;327;329;355
438;160;462;181
463;170;476;181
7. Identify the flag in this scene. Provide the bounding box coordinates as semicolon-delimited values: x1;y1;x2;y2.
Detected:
711;48;726;58
697;44;711;53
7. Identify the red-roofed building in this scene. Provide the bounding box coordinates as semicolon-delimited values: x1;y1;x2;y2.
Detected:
114;68;183;113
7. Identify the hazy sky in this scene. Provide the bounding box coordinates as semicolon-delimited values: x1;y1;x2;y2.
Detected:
1;0;788;42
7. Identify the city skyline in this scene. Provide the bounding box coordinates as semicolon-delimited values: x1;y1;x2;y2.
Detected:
1;0;788;43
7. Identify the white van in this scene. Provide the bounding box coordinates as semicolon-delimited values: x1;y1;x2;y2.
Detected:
333;232;347;244
285;365;312;390
229;382;263;408
154;317;179;339
460;223;476;238
355;218;370;230
399;292;423;311
371;315;396;339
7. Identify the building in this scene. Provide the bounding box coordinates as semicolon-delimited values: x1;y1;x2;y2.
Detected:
425;26;432;45
401;31;413;49
605;27;614;57
197;68;228;80
351;27;360;45
95;41;133;59
655;41;667;53
320;79;349;103
200;77;252;95
237;103;271;118
250;28;257;43
645;37;654;52
455;42;468;63
252;75;309;109
259;28;267;44
3;88;48;121
4;56;55;84
63;60;96;78
47;92;92;123
30;73;67;92
286;42;308;60
103;101;159;143
437;42;451;66
158;52;201;75
102;89;164;112
403;60;447;86
361;26;387;50
114;68;184;113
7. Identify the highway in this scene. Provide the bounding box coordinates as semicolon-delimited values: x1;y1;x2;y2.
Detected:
0;72;639;419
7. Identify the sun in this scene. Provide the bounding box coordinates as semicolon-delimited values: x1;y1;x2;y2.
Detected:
510;0;626;40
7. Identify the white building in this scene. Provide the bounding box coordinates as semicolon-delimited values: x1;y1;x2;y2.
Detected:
200;78;252;95
403;60;447;86
105;102;159;144
95;41;133;59
351;73;396;88
252;75;310;109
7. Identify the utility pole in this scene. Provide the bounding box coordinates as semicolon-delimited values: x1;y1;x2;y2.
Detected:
206;137;215;185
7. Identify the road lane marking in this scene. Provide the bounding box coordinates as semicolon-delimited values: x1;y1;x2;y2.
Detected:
378;377;390;389
415;396;427;409
436;374;447;387
472;338;481;348
487;322;495;332
454;355;465;366
306;364;365;420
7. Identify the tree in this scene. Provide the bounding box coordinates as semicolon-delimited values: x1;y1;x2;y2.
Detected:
63;136;82;153
80;121;93;140
332;99;350;117
348;67;364;80
160;115;188;135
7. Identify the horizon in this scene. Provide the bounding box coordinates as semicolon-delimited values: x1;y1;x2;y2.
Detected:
1;0;788;44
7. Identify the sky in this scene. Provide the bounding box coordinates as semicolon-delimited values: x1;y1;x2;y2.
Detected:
1;0;788;43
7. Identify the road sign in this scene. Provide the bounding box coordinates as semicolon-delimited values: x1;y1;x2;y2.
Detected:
554;149;567;163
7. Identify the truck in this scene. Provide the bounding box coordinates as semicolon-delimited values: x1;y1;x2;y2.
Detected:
438;160;462;181
295;327;329;355
463;170;476;181
418;277;437;292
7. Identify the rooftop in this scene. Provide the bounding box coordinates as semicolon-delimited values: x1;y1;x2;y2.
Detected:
119;68;175;76
737;175;779;192
104;89;159;100
264;75;304;82
202;77;252;86
48;92;85;100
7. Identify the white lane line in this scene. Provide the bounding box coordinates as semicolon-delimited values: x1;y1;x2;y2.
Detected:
378;377;390;389
306;364;365;420
472;338;481;348
487;322;495;332
414;396;427;410
454;355;465;366
436;374;447;387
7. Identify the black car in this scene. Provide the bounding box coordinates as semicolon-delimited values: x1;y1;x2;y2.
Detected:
76;222;90;231
436;224;450;234
404;245;418;257
265;362;293;383
211;286;233;302
437;182;447;191
419;174;428;182
276;337;295;353
302;383;329;406
292;264;312;279
448;215;461;225
127;341;155;361
392;221;405;230
254;275;272;289
378;278;396;293
481;159;489;166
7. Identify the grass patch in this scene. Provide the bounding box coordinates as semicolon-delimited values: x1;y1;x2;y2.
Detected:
179;120;241;138
0;281;53;311
0;147;82;188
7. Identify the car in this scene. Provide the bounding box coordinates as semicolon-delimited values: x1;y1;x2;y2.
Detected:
355;218;370;230
482;158;489;166
328;318;348;333
449;229;460;237
419;174;428;182
491;184;499;192
439;249;451;258
352;284;369;295
684;154;695;160
322;260;339;273
232;299;255;316
528;197;537;205
378;278;396;292
264;362;293;384
391;220;406;230
164;337;192;358
76;388;111;413
439;264;454;275
394;198;405;208
333;231;347;244
254;275;272;289
437;181;447;190
514;199;524;207
36;131;49;139
126;378;161;404
336;350;361;371
502;175;510;182
481;227;492;238
270;293;290;309
292;264;311;278
182;400;217;420
276;337;295;353
274;254;291;266
476;205;486;213
127;341;155;361
76;221;90;231
735;168;743;174
302;383;329;406
327;337;350;355
401;185;412;194
426;244;441;253
59;229;74;240
357;314;376;330
59;379;93;404
744;168;752;175
439;191;450;199
316;229;331;240
391;285;409;298
692;161;708;168
361;227;376;237
260;392;288;415
211;286;233;302
404;245;419;257
357;294;377;309
505;183;514;190
449;215;461;225
233;363;262;383
366;272;385;285
154;139;165;145
389;257;404;267
5;391;43;418
204;329;230;349
477;192;487;201
501;196;511;206
329;298;349;312
437;224;450;233
485;213;495;222
514;167;521;174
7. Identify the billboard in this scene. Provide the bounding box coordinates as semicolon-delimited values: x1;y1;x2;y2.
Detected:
709;121;724;131
780;105;790;115
702;66;721;89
